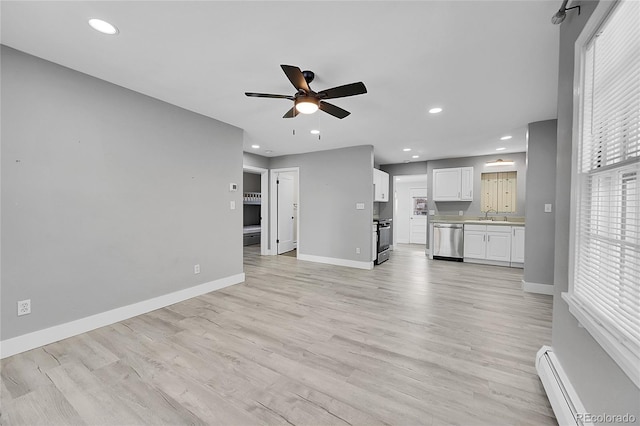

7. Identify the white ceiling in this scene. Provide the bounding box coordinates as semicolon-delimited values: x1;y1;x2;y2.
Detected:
0;1;561;165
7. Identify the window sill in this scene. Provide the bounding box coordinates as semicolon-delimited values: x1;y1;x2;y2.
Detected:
562;292;640;388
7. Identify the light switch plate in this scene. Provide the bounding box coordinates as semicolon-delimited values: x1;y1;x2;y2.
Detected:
544;203;552;213
230;201;236;210
356;203;365;210
229;183;238;192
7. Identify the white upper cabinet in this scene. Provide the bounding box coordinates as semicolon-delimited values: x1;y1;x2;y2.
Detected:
460;167;473;201
433;167;473;201
373;168;389;202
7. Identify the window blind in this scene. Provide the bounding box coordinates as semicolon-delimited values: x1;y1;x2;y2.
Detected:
574;0;640;360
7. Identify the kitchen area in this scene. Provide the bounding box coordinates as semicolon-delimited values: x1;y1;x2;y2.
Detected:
375;151;528;270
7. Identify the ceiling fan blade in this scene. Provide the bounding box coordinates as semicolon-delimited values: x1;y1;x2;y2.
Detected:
245;92;293;99
317;82;367;99
319;101;350;119
283;107;299;118
281;65;311;93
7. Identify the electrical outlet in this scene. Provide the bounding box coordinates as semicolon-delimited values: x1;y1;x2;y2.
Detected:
459;210;464;216
194;264;200;274
356;247;361;254
17;299;31;316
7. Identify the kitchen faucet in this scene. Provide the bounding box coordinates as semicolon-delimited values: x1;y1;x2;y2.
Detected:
484;209;496;220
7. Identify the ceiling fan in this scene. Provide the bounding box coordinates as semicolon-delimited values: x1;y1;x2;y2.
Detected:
245;65;367;119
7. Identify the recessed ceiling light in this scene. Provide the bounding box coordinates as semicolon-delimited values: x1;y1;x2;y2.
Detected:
310;129;320;135
500;135;512;141
496;147;506;151
412;155;420;159
88;18;119;35
251;144;260;149
429;107;443;114
403;148;412;152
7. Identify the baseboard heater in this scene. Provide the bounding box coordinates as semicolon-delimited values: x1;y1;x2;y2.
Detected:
536;346;591;426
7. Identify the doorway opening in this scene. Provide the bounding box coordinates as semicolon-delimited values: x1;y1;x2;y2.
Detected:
242;165;268;256
270;168;299;257
393;174;428;247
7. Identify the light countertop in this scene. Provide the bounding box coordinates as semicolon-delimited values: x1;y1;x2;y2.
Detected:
431;216;525;227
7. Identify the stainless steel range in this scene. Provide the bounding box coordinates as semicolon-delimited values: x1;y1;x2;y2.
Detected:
374;219;391;265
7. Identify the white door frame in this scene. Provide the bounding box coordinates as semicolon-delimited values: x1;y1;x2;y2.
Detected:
392;174;429;247
243;165;269;256
270;167;300;257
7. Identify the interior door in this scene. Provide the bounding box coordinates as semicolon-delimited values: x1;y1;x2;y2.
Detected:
277;172;295;254
409;188;428;244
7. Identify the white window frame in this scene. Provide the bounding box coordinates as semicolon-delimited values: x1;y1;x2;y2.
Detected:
564;0;640;389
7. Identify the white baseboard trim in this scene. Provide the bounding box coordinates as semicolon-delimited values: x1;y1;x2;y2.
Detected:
463;258;510;267
536;346;592;426
0;273;245;359
522;280;554;295
297;254;373;270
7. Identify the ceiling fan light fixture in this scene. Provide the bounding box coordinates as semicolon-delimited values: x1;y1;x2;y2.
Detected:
295;97;319;114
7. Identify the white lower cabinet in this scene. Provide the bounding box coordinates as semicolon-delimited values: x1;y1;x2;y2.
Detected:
486;229;511;262
463;230;486;259
510;226;525;266
464;224;524;267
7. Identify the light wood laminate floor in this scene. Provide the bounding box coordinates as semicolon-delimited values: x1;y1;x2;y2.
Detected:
1;244;555;425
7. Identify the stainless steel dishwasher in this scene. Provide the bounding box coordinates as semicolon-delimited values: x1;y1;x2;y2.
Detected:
433;223;464;261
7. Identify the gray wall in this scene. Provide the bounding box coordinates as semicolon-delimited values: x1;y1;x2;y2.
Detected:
524;120;557;287
552;1;640;421
243;152;269;170
426;152;527;217
1;46;244;340
270;146;374;262
243;172;261;192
